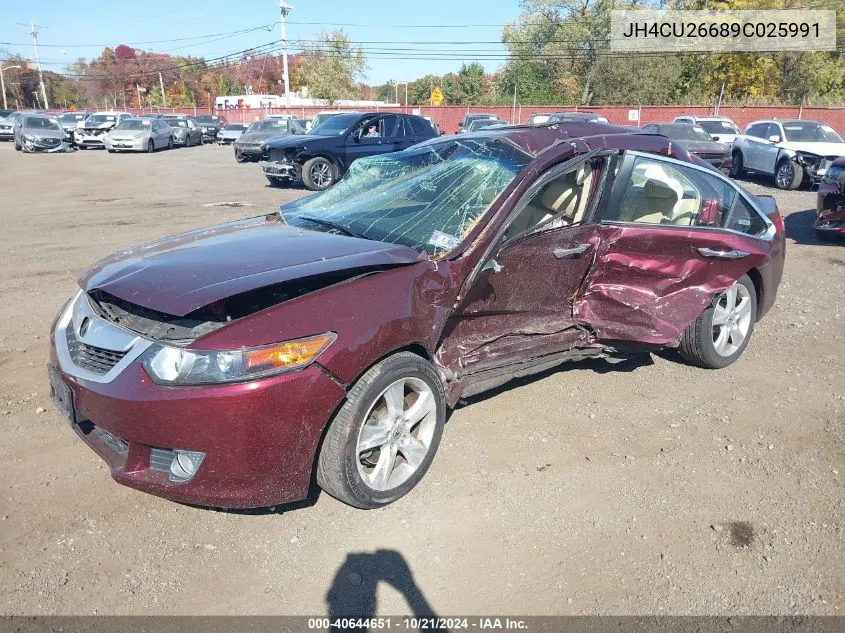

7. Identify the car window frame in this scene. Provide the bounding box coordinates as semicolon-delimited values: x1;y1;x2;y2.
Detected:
598;150;776;241
746;122;770;139
491;149;616;252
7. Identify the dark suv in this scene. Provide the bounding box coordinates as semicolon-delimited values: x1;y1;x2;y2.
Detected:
260;112;438;190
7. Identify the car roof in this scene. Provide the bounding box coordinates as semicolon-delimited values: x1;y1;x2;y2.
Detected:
450;121;677;159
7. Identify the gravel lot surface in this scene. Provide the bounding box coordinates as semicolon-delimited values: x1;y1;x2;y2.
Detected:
0;142;842;616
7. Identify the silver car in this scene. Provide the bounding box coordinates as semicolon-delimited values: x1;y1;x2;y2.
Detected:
13;114;71;152
162;116;202;147
104;118;174;153
56;112;89;144
216;123;249;144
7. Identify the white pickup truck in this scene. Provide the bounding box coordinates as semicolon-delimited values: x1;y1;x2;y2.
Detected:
730;119;845;190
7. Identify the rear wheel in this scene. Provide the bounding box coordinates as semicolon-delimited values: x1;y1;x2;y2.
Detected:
302;157;335;190
775;158;802;190
729;150;745;178
679;275;757;369
317;352;446;509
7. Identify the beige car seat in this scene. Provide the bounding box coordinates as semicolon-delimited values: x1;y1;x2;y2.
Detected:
618;178;679;224
504;163;593;239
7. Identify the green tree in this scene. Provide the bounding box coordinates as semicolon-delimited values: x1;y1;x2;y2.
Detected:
296;30;367;102
455;62;485;104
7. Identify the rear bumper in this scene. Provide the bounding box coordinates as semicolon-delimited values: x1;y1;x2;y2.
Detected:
49;338;346;509
816;181;845;234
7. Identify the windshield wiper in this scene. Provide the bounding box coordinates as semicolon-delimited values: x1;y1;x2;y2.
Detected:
297;215;369;240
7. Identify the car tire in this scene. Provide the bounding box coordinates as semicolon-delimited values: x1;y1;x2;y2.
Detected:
679;274;757;369
14;140;21;151
729;150;745;178
107;149;115;153
775;158;803;190
167;137;174;150
302;157;336;190
185;135;192;148
147;139;155;153
317;351;447;509
235;150;247;163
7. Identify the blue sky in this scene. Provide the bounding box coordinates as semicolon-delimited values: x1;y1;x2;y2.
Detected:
0;0;520;85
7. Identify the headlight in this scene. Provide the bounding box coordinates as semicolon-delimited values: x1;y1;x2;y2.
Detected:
824;164;845;183
140;332;336;385
24;134;36;142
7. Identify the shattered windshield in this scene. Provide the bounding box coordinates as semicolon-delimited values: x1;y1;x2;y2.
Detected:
283;137;531;257
782;122;844;143
25;117;62;131
165;119;188;127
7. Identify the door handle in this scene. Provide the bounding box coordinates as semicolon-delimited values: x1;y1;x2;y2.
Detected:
697;247;750;259
553;243;591;259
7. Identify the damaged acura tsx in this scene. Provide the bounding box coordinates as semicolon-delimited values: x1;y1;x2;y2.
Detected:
49;123;785;510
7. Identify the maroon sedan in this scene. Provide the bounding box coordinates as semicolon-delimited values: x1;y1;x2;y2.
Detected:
816;156;845;239
49;123;785;510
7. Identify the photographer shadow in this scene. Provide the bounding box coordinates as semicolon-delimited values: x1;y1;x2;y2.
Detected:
326;549;446;632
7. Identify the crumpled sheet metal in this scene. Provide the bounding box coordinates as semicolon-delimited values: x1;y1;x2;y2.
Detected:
574;225;765;345
21;138;74;153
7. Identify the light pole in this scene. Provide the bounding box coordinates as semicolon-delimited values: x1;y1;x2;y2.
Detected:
0;64;22;110
279;1;294;108
395;81;408;108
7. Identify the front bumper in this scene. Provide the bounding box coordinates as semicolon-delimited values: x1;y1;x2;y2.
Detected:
234;145;264;159
49;293;347;508
0;128;13;140
815;179;845;235
104;137;147;151
21;137;71;153
259;160;298;180
76;135;107;147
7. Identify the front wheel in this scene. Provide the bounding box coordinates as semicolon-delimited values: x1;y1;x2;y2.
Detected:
729;150;745;178
679;275;757;369
317;352;447;509
167;137;174;150
775;159;803;190
147;139;155;153
235;149;247;163
302;157;336;190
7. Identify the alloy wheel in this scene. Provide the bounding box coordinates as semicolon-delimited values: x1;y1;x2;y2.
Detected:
310;162;332;188
775;163;792;189
355;377;437;492
711;282;753;357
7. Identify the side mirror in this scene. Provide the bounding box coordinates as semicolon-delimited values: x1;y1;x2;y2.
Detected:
481;258;503;274
768;134;781;143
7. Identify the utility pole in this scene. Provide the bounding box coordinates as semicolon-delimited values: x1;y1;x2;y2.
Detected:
20;22;49;110
279;1;294;108
0;64;22;110
159;72;167;107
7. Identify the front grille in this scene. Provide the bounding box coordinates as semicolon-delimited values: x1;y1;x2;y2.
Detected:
698;152;726;160
91;426;129;456
65;326;127;374
37;138;61;147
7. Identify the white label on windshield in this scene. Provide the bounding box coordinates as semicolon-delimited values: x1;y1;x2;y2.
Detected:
429;230;460;250
142;120;151;126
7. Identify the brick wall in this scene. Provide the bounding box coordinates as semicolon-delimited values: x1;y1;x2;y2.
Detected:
125;104;845;136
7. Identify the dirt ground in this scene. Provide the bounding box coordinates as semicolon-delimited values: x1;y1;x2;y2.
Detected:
0;141;842;617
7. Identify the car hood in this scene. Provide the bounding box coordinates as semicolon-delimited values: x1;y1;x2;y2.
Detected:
678;140;730;153
82;121;117;130
778;141;845;157
236;130;294;144
264;134;334;150
25;129;65;140
80;217;422;316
